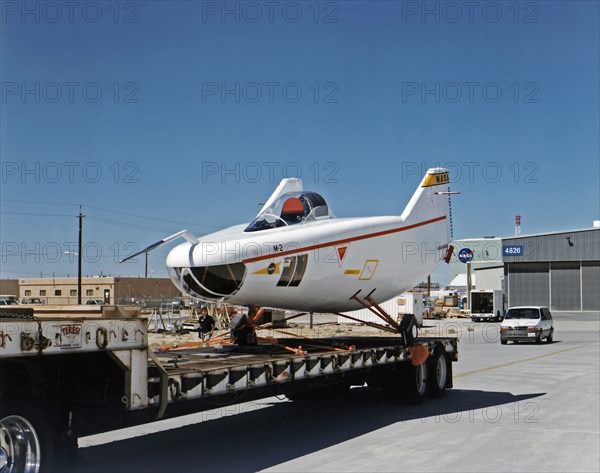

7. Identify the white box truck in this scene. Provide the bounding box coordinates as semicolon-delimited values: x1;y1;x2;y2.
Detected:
470;289;504;322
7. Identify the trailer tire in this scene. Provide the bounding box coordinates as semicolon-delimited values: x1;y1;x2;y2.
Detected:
402;362;428;404
428;347;449;398
0;401;55;473
384;363;427;404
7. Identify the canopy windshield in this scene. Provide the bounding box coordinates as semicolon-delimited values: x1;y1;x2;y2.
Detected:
245;191;333;232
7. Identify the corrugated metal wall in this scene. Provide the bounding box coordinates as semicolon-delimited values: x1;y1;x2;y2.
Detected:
550;262;580;311
506;261;600;311
502;229;599;312
582;262;600;311
506;263;549;307
474;267;503;291
503;229;600;263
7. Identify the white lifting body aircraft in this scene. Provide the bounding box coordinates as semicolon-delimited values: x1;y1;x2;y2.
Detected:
123;168;455;315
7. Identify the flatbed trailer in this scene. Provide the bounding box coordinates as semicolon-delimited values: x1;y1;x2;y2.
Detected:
0;310;458;473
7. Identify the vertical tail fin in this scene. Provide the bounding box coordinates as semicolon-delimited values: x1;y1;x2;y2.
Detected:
400;168;452;243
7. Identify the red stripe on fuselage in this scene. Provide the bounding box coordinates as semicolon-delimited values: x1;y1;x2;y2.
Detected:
242;215;447;264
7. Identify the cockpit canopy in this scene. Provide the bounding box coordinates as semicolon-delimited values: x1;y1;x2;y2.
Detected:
245;191;334;232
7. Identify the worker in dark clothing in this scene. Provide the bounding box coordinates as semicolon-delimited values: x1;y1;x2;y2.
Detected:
198;307;216;341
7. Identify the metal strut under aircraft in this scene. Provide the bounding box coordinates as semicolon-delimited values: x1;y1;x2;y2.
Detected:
158;290;421;357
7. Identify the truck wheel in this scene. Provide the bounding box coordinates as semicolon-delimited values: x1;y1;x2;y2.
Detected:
403;362;428;404
536;332;542;344
428;347;449;398
0;404;53;473
382;363;426;404
547;329;554;343
383;363;428;404
501;339;508;345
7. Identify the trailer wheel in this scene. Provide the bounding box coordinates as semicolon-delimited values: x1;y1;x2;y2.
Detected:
0;403;54;473
428;347;449;398
384;363;428;404
403;362;428;404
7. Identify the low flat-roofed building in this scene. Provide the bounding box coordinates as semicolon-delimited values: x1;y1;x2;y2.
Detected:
0;279;19;298
18;276;181;306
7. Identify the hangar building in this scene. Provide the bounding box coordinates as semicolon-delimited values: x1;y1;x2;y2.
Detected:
502;228;599;311
453;226;600;312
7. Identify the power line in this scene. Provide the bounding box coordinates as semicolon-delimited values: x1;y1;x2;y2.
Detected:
1;211;211;234
83;204;223;229
2;199;223;229
86;216;176;232
1;199;78;207
86;216;200;234
0;211;76;218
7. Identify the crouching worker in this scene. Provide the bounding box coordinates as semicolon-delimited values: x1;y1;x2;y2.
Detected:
198;306;216;341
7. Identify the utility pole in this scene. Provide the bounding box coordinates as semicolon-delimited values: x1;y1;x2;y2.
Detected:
466;262;472;311
145;252;148;278
427;275;431;298
78;206;84;305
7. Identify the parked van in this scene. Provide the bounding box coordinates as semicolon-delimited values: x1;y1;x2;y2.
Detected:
500;306;554;345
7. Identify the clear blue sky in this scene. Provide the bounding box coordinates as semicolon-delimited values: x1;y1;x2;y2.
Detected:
1;0;598;282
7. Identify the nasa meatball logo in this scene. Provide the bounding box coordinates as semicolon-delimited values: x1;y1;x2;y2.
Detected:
267;263;276;275
458;248;474;263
